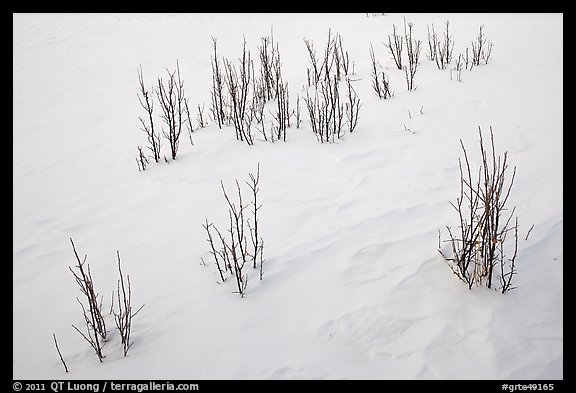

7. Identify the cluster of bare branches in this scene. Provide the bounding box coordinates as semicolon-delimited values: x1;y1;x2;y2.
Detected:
383;24;403;70
213;31;293;145
269;77;290;142
251;29;294;143
454;49;472;79
250;75;267;141
463;47;472;70
258;27;281;101
304;29;353;88
304;74;345;143
471;25;494;66
303;37;320;87
135;61;198;171
334;33;352;81
303;30;359;142
369;44;393;99
113;251;145;357
137;65;161;164
344;78;361;133
426;24;436;62
224;38;255;146
157;61;188;159
427;21;454;70
210;37;230;129
423;21;494;83
195;104;207;129
451;53;464;82
439;127;519;293
69;238;107;362
136;146;148;172
449;24;494;82
68;239;144;364
204;164;264;297
403;18;422;91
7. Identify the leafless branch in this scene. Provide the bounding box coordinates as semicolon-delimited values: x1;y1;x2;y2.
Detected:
53;333;69;372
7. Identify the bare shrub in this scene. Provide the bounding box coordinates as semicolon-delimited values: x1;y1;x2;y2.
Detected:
301;30;358;142
439;20;455;68
204;164;264;297
304;74;344;143
471;25;494;66
258;27;280;101
426;24;438;62
303;30;334;86
369;44;383;99
383;24;403;70
429;21;454;70
203;218;227;283
214;31;292;145
224;38;255;146
113;251;144;357
210;37;228;129
157;61;187;160
369;44;393;99
452;53;463;82
381;72;393;99
403;18;422;91
69;238;106;362
439;127;519;293
483;40;494;65
304;29;352;87
137;65;161;163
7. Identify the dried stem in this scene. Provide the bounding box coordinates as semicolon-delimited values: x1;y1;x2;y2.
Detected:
53;333;69;373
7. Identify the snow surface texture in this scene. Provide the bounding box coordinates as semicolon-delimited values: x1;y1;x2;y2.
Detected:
13;13;562;379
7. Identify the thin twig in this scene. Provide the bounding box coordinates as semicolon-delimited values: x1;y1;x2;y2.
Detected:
53;333;69;373
525;224;534;241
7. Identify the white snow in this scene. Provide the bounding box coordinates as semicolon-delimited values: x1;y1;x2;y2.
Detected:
13;13;562;379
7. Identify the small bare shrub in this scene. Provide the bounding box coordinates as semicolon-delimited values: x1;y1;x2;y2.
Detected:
383;24;403;70
113;251;144;356
403;18;422;91
69;238;106;362
137;65;161;163
210;37;228;129
439;127;519;293
429;21;454;70
304;74;344;143
204;164;264;297
471;25;494;66
157;61;187;160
